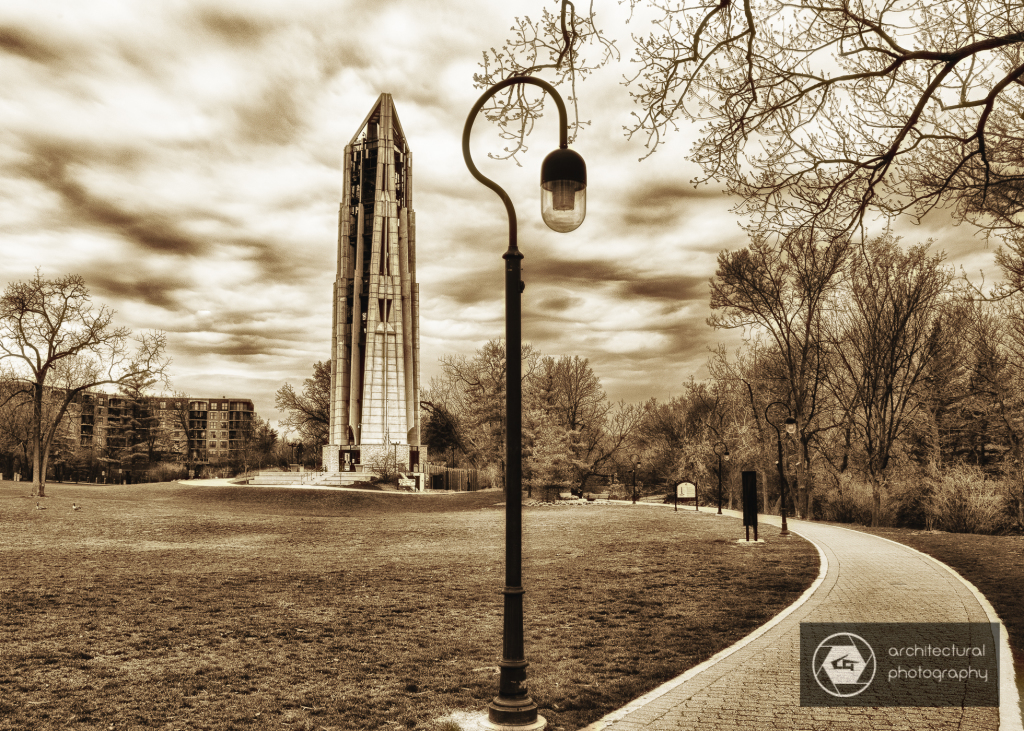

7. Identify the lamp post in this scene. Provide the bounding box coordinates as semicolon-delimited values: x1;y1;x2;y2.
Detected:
464;76;586;731
713;441;729;514
764;402;796;536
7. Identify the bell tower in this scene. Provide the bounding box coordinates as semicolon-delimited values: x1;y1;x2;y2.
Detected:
323;93;421;472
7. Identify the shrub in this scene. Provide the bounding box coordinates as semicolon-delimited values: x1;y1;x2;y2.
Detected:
146;462;189;483
817;473;874;525
537;484;570;502
887;474;934;529
928;464;1009;535
367;452;400;484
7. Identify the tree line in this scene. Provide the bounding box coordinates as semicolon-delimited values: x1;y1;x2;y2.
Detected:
698;232;1023;532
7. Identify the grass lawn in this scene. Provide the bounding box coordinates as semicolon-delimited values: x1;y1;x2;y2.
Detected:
1;482;818;731
841;524;1024;669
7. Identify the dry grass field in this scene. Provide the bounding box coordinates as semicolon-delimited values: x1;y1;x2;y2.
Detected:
0;482;819;731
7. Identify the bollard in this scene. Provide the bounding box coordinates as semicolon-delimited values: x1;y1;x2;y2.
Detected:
742;471;758;541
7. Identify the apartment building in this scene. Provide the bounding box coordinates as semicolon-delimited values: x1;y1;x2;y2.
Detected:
185;397;255;463
73;393;255;464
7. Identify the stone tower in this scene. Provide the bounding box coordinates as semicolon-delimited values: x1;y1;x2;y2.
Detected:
323;93;421;472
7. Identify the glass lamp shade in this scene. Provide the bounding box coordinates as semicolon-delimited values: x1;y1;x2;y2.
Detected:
541;147;587;232
724;452;730;461
785;417;797;435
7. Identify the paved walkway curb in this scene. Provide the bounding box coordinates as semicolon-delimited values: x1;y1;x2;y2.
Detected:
580;509;1022;731
173;478;467;495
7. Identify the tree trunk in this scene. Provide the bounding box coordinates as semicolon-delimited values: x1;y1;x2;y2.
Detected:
869;472;883;527
32;384;45;498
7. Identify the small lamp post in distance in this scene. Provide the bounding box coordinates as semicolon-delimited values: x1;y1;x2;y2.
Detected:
463;75;587;731
764;401;796;536
713;441;729;515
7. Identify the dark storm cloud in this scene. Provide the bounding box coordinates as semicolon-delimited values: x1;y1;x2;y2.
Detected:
84;270;188;311
216;314;314;340
174;334;286;358
527;253;707;303
18;137;214;257
623;275;707;302
536;292;584;312
617;181;723;231
0;25;62;65
238;235;328;287
431;251;707;309
523;256;624;287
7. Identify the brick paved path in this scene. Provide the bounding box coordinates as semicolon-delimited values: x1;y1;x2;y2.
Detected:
581;513;1020;731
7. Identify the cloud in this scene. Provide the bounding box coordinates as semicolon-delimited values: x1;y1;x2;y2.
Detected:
623;275;707;303
84;270;188;311
0;24;63;65
16;138;213;256
619;181;721;230
194;7;280;47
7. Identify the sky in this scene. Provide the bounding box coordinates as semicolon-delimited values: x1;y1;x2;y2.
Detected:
0;0;1005;432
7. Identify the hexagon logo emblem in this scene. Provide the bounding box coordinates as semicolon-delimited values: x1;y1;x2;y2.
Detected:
812;632;876;697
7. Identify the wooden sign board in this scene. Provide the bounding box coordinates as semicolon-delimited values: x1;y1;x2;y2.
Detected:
676;482;696;499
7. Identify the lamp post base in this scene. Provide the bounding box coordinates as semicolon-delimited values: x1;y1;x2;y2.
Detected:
479;716;547;731
484;682;544;729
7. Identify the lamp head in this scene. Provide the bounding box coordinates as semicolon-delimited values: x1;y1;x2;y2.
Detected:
724;451;730;461
541;147;586;232
785;417;797;435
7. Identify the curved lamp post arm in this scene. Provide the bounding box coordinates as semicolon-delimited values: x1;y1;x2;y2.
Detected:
462;77;569;254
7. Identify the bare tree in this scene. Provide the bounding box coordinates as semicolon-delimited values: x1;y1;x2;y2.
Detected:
572;400;647;490
0;365;33;478
959;293;1024;528
826;236;954;525
549;354;607;433
162;391;193;467
709;231;849;515
484;0;1024;244
437;339;540;483
275;361;330;454
0;272;167;497
232;414;274;477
